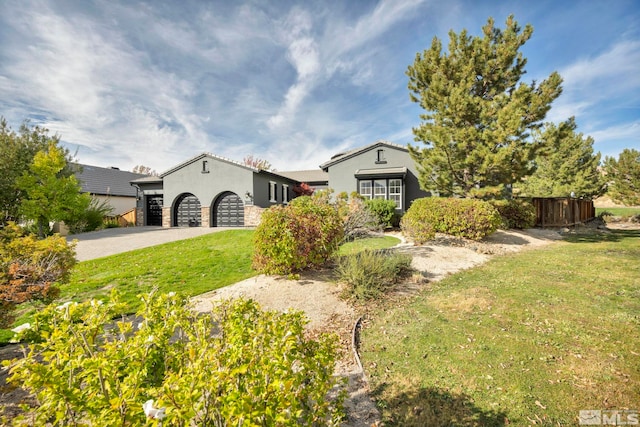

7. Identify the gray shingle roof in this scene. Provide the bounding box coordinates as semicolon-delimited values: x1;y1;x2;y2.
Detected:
275;169;329;184
74;164;149;197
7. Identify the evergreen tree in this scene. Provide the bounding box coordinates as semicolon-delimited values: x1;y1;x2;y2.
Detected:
516;117;604;199
604;149;640;206
407;15;563;198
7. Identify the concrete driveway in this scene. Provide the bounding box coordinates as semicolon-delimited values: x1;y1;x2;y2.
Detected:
67;226;241;261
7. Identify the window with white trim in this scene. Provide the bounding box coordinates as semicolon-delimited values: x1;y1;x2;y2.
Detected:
358;178;403;209
282;184;289;204
373;180;386;199
269;181;277;202
389;179;402;209
359;181;372;199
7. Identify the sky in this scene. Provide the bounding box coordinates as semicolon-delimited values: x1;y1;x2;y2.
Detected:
1;0;639;174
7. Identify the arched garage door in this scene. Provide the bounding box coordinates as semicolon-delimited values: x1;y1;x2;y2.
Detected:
213;192;244;227
174;193;201;227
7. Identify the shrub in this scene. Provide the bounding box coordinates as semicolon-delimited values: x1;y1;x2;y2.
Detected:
490;199;537;229
364;198;398;228
0;223;76;327
5;291;345;426
342;198;383;242
253;196;344;275
66;197;114;234
335;250;413;300
401;197;501;242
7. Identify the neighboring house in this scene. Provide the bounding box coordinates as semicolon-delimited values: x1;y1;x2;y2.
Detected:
74;164;149;216
131;140;428;228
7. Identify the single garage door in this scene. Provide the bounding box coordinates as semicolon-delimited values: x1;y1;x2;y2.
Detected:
146;195;163;226
174;193;201;227
214;192;244;227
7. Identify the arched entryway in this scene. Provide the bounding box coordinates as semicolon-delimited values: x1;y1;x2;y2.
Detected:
173;193;201;227
212;192;244;227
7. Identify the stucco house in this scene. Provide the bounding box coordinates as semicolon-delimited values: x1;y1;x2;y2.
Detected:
74;164;149;216
131;140;428;227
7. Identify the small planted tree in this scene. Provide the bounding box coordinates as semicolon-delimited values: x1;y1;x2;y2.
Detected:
17;143;91;238
253;196;343;275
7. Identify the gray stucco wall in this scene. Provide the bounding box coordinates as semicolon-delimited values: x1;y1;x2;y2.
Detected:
163;155;254;215
252;172;295;206
326;144;428;211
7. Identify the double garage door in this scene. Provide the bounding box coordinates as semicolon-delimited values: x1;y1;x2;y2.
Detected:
173;192;244;227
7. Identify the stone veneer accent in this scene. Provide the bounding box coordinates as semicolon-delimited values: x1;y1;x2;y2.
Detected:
244;205;265;227
162;207;171;228
136;208;144;227
201;206;211;227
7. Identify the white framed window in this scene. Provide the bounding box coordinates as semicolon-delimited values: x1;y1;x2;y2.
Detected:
359;181;372;199
389;178;402;209
282;184;289;204
269;181;277;202
373;180;386;199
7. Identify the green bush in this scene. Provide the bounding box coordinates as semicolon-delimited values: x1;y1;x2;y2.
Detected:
253;196;344;275
6;291;345;426
335;250;413;300
490;198;537;229
0;223;76;327
66;197;114;234
401;197;501;242
364;198;397;228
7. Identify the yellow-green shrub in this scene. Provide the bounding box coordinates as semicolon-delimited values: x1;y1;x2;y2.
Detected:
6;292;345;426
401;197;501;242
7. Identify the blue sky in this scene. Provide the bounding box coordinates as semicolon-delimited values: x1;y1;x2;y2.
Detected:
1;0;638;173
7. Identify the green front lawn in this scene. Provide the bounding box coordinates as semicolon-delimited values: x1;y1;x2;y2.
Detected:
596;207;640;217
361;228;640;425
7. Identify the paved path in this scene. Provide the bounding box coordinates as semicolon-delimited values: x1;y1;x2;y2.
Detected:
67;226;240;261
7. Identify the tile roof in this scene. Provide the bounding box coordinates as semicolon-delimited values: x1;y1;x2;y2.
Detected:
74;164;149;197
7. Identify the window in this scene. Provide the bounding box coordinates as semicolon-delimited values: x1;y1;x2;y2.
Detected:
359;181;372;199
373;180;386;199
376;149;386;164
282;184;289;204
202;160;209;173
269;181;277;202
358;178;403;209
389;179;402;209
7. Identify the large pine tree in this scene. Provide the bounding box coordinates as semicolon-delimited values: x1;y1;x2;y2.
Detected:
515;117;604;199
407;15;563;198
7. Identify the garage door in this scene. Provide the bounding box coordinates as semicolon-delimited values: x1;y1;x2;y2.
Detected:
174;193;201;227
214;192;244;227
146;195;163;226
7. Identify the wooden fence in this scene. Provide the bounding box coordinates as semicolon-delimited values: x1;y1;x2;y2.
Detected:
531;197;595;227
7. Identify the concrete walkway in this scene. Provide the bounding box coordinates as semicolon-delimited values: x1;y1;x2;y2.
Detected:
67;226;241;261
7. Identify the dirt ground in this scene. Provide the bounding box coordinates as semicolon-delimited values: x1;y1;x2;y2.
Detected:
3;222;633;425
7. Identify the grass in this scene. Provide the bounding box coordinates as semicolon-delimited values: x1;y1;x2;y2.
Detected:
361;228;640;426
596;206;640;217
337;235;401;255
